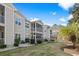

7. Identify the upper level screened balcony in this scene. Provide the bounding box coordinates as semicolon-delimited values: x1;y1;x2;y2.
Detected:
31;22;43;33
36;23;43;32
0;4;5;24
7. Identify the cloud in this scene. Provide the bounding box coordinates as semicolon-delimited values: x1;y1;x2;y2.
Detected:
44;23;52;26
67;14;73;20
58;3;74;10
61;23;67;26
52;12;56;15
30;18;39;21
59;14;73;22
50;11;56;16
59;17;66;22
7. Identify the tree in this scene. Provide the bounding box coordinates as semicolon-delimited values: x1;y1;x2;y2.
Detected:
59;3;79;49
68;3;79;25
59;23;77;48
59;26;70;39
68;3;79;43
69;32;76;48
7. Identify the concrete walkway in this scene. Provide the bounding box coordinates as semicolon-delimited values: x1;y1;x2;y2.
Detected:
0;43;32;52
19;43;32;48
0;47;18;52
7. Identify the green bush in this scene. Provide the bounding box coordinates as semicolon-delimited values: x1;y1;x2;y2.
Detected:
21;40;25;44
30;39;35;44
50;39;55;42
0;44;7;48
44;39;48;42
14;43;19;46
25;38;29;43
37;39;42;44
14;38;20;46
30;39;42;44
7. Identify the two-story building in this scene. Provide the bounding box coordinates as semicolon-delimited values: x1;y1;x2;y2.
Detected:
31;20;43;43
0;3;28;46
43;25;51;41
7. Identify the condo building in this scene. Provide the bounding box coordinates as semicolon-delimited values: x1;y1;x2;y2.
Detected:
31;20;43;43
0;3;26;46
50;25;60;40
0;3;59;47
43;25;51;41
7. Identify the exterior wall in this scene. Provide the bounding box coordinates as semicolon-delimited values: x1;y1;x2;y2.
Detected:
43;25;50;41
50;25;60;40
4;4;15;46
0;3;26;46
21;16;25;41
14;11;25;41
25;20;31;39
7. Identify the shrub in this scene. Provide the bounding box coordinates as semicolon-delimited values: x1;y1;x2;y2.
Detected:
14;38;20;46
44;39;48;42
14;43;18;46
25;38;29;43
50;39;55;42
30;39;42;44
37;39;42;44
30;39;35;44
0;44;7;48
21;40;25;44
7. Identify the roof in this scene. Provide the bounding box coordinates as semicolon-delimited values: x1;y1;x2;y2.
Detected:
31;20;43;25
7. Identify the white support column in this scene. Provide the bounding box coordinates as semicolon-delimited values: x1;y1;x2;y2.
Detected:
35;22;37;44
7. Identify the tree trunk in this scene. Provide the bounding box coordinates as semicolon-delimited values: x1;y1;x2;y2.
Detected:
73;42;76;49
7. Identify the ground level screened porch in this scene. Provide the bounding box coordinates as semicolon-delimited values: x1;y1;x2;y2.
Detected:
0;26;4;44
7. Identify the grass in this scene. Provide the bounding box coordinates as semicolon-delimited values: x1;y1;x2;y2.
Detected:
0;42;72;56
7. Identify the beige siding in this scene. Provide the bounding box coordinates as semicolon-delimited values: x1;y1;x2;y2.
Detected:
43;25;50;40
5;6;14;46
14;12;25;41
25;20;31;39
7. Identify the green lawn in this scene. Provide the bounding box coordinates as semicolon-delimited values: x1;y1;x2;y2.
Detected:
0;42;72;56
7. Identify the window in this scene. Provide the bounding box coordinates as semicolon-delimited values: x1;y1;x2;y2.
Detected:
15;18;21;26
25;23;29;28
50;30;52;34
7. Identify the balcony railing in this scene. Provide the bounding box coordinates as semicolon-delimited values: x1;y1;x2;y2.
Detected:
36;28;43;32
0;15;4;23
0;38;4;44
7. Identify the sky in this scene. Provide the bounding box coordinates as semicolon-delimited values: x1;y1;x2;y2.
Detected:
13;3;74;26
